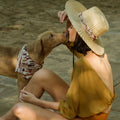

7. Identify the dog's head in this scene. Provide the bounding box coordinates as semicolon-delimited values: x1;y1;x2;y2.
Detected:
28;31;66;64
37;31;66;48
36;30;66;55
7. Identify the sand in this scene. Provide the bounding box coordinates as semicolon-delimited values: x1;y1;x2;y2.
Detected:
0;0;120;119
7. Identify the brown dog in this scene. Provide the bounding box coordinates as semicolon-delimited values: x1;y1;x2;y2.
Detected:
0;31;66;95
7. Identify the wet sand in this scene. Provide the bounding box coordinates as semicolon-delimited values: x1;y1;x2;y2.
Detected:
0;0;120;119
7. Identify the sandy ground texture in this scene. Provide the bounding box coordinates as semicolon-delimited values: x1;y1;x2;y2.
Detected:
0;0;120;119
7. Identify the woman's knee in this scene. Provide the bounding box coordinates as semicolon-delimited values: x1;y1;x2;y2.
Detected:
13;103;37;120
13;103;27;116
32;68;55;84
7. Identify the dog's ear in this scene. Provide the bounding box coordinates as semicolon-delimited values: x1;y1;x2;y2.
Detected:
39;39;45;58
41;32;55;47
26;37;44;64
34;38;45;58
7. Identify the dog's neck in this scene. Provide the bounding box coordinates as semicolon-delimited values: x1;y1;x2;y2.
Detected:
26;40;44;64
25;35;63;65
26;39;53;65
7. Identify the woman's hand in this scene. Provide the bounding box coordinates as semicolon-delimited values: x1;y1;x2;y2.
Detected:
58;10;68;23
19;89;60;111
19;90;37;104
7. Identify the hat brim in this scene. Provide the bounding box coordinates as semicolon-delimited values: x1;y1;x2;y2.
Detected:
65;0;104;55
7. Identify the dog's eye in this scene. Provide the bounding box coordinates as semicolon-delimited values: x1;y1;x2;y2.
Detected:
49;34;54;38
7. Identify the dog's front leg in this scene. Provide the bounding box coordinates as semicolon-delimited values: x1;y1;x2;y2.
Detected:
17;73;30;97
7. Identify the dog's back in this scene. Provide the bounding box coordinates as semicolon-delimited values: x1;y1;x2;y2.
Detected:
0;45;20;78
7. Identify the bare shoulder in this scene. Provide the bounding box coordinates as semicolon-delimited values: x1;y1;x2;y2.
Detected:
84;52;114;113
104;53;109;62
84;52;114;93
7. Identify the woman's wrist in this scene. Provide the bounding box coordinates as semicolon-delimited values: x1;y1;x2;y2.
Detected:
33;99;60;111
31;97;39;105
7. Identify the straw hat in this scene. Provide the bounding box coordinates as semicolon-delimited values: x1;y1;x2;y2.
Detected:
65;0;109;55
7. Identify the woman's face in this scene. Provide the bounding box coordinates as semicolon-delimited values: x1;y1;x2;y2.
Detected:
68;25;77;42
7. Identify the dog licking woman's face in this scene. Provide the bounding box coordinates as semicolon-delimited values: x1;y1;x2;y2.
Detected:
40;31;67;49
36;31;66;57
31;31;67;63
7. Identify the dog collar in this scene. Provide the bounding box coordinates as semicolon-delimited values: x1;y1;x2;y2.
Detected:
15;45;43;79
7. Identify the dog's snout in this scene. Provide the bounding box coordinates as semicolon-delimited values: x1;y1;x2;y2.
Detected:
57;33;67;42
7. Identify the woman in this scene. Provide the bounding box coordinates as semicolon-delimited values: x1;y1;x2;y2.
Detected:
1;0;115;120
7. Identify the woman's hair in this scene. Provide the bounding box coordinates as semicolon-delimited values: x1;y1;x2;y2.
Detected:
73;33;91;56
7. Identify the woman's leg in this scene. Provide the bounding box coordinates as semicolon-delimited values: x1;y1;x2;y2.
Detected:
0;68;69;120
14;103;82;120
14;103;67;120
24;68;69;101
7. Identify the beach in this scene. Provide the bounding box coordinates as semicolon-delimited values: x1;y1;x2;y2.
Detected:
0;0;120;119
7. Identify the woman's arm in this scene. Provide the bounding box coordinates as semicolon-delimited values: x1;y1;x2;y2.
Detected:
20;90;60;111
33;98;60;111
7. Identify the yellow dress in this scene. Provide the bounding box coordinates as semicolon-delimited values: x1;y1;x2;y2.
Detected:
59;57;115;119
